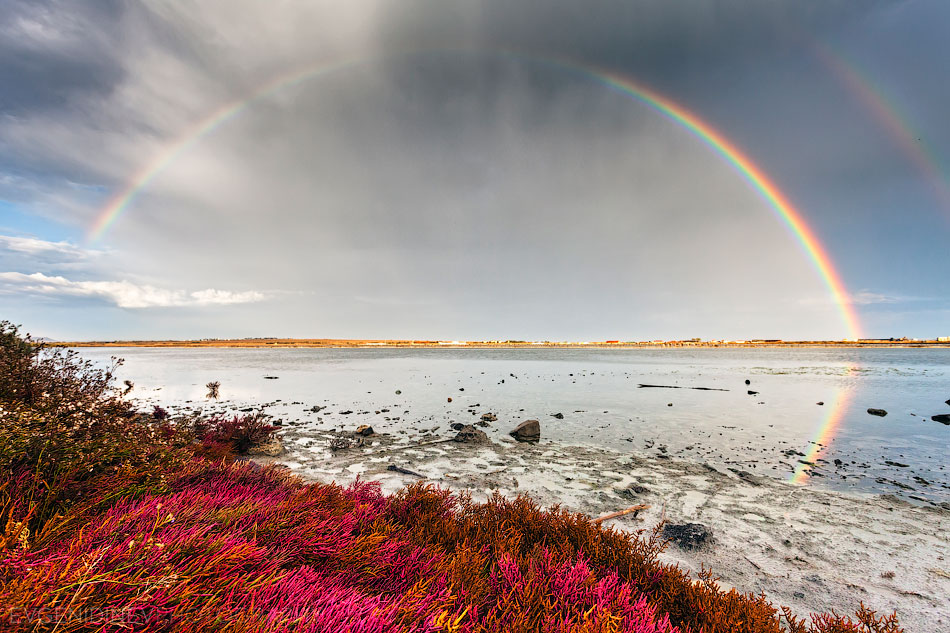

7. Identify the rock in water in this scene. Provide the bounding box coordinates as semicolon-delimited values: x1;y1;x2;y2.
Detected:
932;414;950;425
453;424;489;444
510;419;540;443
551;412;564;419
867;408;888;417
355;425;375;436
662;523;712;550
480;413;498;422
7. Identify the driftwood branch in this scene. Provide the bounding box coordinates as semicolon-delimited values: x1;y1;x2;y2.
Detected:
387;464;425;478
385;438;456;451
591;504;651;525
638;384;729;392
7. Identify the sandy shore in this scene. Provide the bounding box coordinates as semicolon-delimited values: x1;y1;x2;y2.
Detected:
267;429;949;632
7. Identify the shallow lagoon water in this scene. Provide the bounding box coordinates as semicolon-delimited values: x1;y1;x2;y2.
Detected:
80;346;950;503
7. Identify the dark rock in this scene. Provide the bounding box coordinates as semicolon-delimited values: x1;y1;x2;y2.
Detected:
509;419;540;443
817;402;824;406
551;412;564;419
480;413;497;422
932;414;950;425
619;484;650;500
453;424;488;444
667;403;673;407
264;376;279;379
447;397;452;403
745;379;751;385
662;523;712;550
450;423;465;431
475;420;490;428
727;468;760;486
355;425;374;437
834;459;843;466
339;410;353;415
747;390;758;395
884;460;909;468
867;408;888;417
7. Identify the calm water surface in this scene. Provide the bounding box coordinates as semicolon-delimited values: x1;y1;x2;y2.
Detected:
78;347;950;504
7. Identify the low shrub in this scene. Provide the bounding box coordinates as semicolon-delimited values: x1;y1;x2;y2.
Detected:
201;413;276;454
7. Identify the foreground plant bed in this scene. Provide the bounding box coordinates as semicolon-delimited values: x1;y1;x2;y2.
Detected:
1;460;901;633
0;322;903;632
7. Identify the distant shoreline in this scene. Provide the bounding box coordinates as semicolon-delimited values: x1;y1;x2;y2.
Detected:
48;339;950;349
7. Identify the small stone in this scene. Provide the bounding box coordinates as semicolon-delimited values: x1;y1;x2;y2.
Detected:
932;414;950;425
480;413;497;422
745;379;751;385
747;390;758;395
453;424;488;444
447;397;452;403
551;412;564;419
867;408;887;417
816;401;824;406
662;523;712;550
395;390;402;395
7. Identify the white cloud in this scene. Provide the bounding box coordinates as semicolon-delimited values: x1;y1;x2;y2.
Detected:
0;272;266;308
847;291;902;305
0;235;99;259
799;291;921;307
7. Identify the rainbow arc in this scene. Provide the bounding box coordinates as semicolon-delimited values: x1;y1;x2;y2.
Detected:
86;50;862;340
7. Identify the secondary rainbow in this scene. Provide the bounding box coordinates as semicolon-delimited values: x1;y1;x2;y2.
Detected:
87;50;862;339
813;43;950;213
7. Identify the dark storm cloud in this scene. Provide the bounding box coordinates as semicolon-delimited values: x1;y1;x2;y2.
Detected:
374;0;887;81
0;0;125;115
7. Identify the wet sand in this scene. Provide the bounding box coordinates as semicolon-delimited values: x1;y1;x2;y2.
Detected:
269;429;950;632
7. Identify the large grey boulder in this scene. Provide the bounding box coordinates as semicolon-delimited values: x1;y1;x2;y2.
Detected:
509;419;540;443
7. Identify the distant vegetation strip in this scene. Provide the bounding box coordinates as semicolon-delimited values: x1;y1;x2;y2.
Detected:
49;338;950;349
0;322;904;632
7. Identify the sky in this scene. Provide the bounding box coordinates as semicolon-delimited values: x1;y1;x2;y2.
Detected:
1;0;948;341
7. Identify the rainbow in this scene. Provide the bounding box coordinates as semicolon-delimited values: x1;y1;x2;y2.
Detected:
814;43;950;213
86;50;862;338
790;377;854;484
